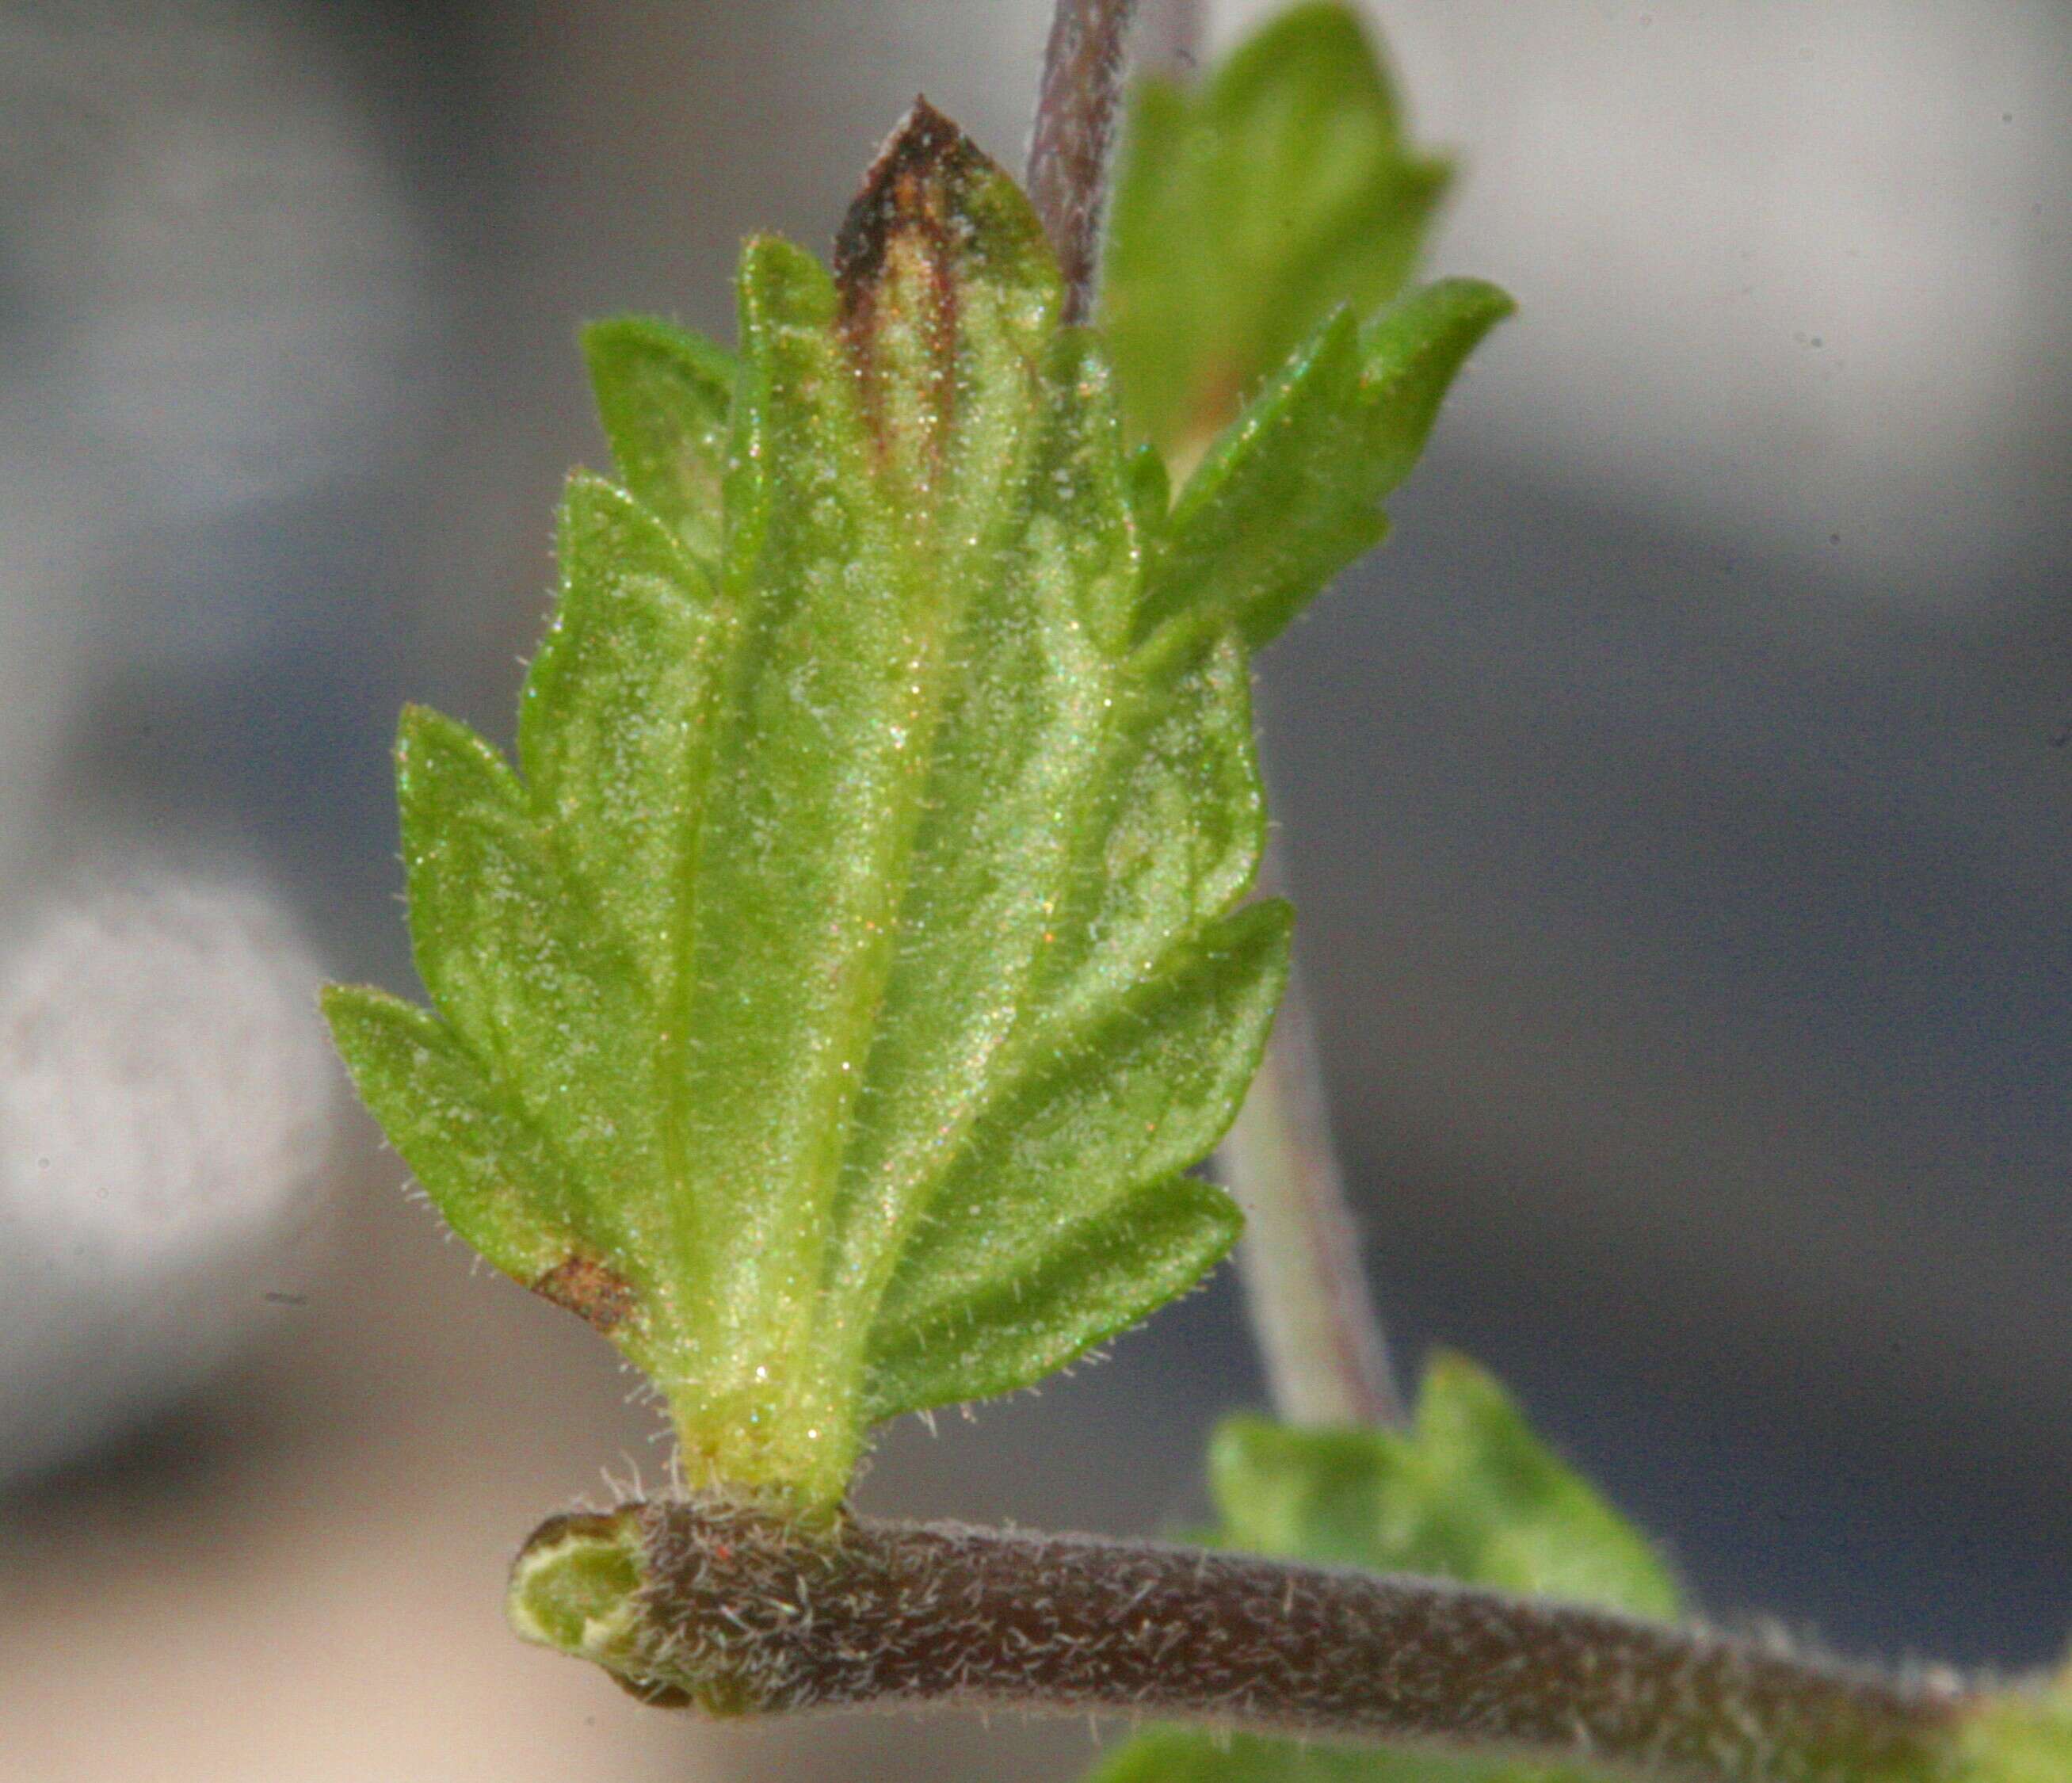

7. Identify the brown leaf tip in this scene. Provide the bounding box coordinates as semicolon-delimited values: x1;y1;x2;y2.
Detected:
834;97;997;311
533;1253;638;1334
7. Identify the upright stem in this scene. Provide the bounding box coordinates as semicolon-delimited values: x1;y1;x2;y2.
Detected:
1026;0;1140;323
1223;837;1406;1426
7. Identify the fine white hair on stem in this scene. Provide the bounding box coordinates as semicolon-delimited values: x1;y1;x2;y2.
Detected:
0;875;340;1484
1026;0;1141;323
514;1498;1972;1783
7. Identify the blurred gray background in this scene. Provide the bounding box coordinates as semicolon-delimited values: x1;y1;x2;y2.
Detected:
0;2;2066;1777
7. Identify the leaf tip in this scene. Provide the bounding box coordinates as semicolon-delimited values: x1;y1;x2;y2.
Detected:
392;699;442;756
575;312;628;366
317;981;367;1065
392;703;464;793
834;96;996;312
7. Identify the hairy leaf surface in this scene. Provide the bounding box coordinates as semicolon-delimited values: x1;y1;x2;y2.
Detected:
326;104;1286;1513
581;316;736;563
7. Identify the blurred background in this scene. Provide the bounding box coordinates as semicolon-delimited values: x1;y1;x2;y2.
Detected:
0;2;2066;1777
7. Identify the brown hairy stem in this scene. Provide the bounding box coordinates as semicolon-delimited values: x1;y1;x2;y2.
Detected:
1026;0;1139;323
521;1499;1968;1783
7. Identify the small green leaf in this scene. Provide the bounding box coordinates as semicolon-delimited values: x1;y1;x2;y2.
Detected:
1212;1353;1681;1617
1093;1734;1437;1783
1089;1355;1680;1783
1138;280;1513;648
1354;278;1517;492
581;316;737;562
330;102;1288;1516
1102;2;1509;656
517;473;721;993
393;704;662;1233
1103;2;1453;464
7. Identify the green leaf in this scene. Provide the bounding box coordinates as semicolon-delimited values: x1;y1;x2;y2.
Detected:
1211;1353;1681;1617
1093;1734;1494;1783
1103;2;1453;464
581;315;737;563
1102;2;1509;654
392;704;666;1231
1088;1354;1680;1783
1139;279;1513;648
328;102;1287;1515
861;1174;1242;1423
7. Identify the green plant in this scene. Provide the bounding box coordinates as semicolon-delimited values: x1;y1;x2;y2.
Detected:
323;5;2068;1778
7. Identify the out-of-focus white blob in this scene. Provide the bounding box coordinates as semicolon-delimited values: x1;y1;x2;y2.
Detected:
0;880;340;1486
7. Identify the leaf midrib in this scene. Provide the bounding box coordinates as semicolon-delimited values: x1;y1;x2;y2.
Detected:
836;536;1250;1386
804;334;1063;1388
